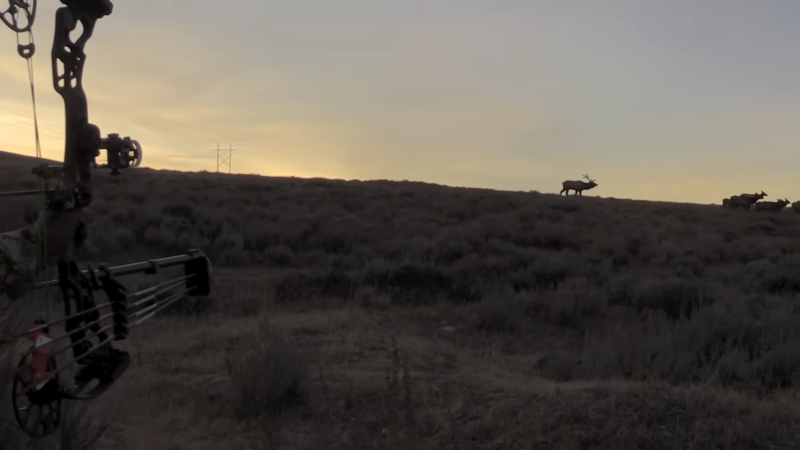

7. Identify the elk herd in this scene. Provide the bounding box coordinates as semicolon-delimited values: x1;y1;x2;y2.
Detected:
721;191;799;213
559;176;799;214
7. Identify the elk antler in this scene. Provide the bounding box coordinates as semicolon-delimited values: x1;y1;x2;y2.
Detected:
582;174;595;183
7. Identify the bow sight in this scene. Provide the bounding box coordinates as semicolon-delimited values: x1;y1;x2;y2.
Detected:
99;133;143;175
1;0;213;439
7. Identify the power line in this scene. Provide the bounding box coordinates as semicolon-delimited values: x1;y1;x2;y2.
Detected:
0;116;63;137
0;120;63;140
211;143;237;174
149;154;210;158
0;105;65;134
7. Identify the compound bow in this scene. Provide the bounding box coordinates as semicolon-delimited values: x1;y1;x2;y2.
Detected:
1;0;212;438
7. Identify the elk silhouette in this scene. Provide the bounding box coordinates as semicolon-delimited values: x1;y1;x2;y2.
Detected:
560;174;597;196
754;198;790;212
724;191;767;209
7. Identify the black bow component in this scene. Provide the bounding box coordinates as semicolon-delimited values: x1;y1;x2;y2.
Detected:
2;0;213;439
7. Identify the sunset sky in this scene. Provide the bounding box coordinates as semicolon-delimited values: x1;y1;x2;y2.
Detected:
2;0;800;203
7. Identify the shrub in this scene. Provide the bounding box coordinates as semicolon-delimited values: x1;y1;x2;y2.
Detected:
530;252;577;292
225;319;311;418
273;272;318;303
606;274;639;306
473;293;526;333
632;278;716;320
354;285;392;310
366;262;452;305
752;343;800;390
750;256;800;295
264;245;295;267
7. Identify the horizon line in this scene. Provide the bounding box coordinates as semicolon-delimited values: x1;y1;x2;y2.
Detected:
0;149;730;207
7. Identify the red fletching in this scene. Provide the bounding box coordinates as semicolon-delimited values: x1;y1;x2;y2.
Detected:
19;334;56;394
24;322;44;341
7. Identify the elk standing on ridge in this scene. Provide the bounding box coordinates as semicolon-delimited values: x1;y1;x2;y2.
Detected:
560;174;598;196
754;198;790;212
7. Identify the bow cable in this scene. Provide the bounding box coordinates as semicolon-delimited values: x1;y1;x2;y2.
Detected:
12;6;52;324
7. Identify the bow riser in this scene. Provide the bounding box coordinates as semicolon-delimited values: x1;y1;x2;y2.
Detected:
52;6;100;208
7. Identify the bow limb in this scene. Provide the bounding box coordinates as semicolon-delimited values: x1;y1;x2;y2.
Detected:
1;0;36;58
0;0;36;33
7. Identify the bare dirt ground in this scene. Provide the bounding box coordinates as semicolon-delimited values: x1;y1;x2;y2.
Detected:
2;150;800;449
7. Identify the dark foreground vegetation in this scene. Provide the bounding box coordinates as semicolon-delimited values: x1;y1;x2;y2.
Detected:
2;150;800;449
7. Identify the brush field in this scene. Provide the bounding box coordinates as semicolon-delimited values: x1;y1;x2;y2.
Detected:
2;150;800;449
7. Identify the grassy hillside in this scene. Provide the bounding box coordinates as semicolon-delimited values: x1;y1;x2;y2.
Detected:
2;150;800;449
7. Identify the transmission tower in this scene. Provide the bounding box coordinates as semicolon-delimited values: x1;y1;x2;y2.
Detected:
211;143;237;174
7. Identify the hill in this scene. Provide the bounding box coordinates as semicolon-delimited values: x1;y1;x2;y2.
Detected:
2;150;800;449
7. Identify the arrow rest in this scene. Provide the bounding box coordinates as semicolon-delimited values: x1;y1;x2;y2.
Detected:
2;0;213;439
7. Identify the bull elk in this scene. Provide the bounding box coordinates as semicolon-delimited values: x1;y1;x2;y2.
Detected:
754;198;790;212
560;174;598;196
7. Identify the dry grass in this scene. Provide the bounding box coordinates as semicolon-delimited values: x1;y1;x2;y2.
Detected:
225;318;313;418
2;150;800;448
